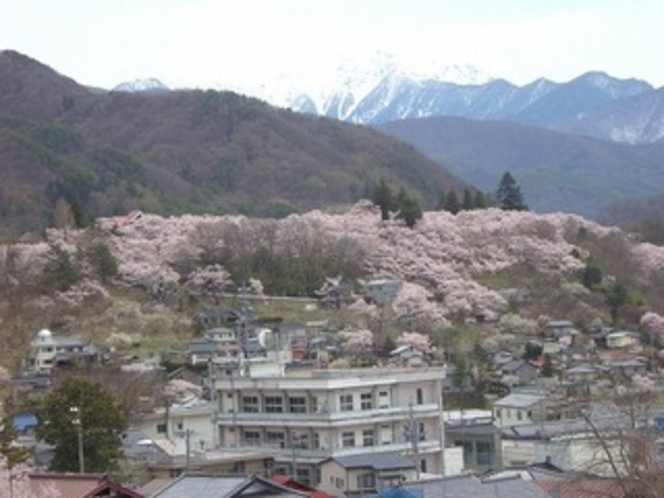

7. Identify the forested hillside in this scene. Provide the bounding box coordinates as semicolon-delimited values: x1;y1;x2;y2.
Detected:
0;50;468;236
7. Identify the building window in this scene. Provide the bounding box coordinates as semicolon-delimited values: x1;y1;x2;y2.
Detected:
340;394;353;412
495;409;501;419
265;396;284;413
241;395;259;413
416;388;423;405
289;396;307;413
517;411;523;421
476;441;495;466
244;430;261;446
266;431;285;448
342;431;355;448
357;473;376;489
156;423;166;434
379;390;390;408
363;429;375;447
361;393;373;410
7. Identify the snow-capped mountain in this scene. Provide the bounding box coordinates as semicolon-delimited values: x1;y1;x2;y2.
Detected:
112;78;170;93
110;53;664;144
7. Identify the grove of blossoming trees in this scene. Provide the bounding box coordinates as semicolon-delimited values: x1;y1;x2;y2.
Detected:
3;201;664;337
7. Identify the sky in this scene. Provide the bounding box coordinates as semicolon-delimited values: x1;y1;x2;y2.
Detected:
1;0;663;93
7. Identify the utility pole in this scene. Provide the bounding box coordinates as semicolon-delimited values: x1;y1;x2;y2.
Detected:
70;406;84;474
405;404;421;480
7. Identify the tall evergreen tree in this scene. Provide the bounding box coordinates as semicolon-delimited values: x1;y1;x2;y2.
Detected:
436;190;446;211
372;179;397;221
397;193;423;229
496;172;528;211
474;190;488;209
36;376;127;473
462;188;474;211
443;189;460;215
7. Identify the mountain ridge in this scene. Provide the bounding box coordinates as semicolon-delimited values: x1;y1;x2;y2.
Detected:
0;50;470;236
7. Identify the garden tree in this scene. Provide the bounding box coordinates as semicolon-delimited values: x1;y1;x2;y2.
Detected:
461;188;474;211
495;171;528;211
0;244;30;319
40;244;81;292
540;353;554;377
522;341;543;361
604;281;628;325
443;189;460;214
581;263;603;290
36;376;127;473
52;198;76;240
0;413;30;475
85;240;118;284
54;366;161;425
372;178;397;221
396;193;423;228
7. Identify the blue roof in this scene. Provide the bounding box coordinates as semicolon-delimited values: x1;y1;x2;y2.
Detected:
13;412;38;432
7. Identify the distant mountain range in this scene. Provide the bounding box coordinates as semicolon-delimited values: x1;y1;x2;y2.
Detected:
285;70;664;145
378;116;664;218
0;50;468;235
114;57;664;146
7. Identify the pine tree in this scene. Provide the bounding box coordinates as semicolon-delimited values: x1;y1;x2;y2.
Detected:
436;190;446;210
474;190;488;209
462;188;474;211
443;189;460;215
372;179;397;221
397;193;423;229
496;172;528;211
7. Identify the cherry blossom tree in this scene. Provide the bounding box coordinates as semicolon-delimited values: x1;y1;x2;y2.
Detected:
396;331;434;355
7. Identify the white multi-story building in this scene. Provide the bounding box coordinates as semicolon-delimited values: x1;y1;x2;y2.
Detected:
24;329;98;375
212;366;446;485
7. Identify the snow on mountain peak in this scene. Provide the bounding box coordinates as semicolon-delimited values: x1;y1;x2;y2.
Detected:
112;78;170;93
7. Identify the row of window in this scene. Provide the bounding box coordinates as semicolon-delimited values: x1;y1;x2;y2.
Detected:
241;428;391;448
239;391;394;413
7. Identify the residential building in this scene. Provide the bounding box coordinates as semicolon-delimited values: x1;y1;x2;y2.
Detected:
212;367;446;486
444;410;501;472
24;329;98;375
319;451;417;497
141;474;307;498
364;279;401;306
499;360;539;387
492;393;547;428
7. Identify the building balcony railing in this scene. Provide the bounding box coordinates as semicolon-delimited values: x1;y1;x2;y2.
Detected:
216;403;441;426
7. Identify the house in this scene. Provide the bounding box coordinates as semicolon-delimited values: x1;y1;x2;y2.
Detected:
609;358;648;380
28;473;143;498
24;329;99;375
445;419;502;472
364;279;401;306
402;474;546;498
143;473;307;498
389;345;425;367
212;366;447;485
493;393;547;428
605;331;640;349
319;451;417;497
499;360;539;387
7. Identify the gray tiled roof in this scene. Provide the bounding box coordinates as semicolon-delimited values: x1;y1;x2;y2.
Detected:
150;474;305;498
493;393;545;409
405;475;545;498
333;451;416;470
150;474;246;497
